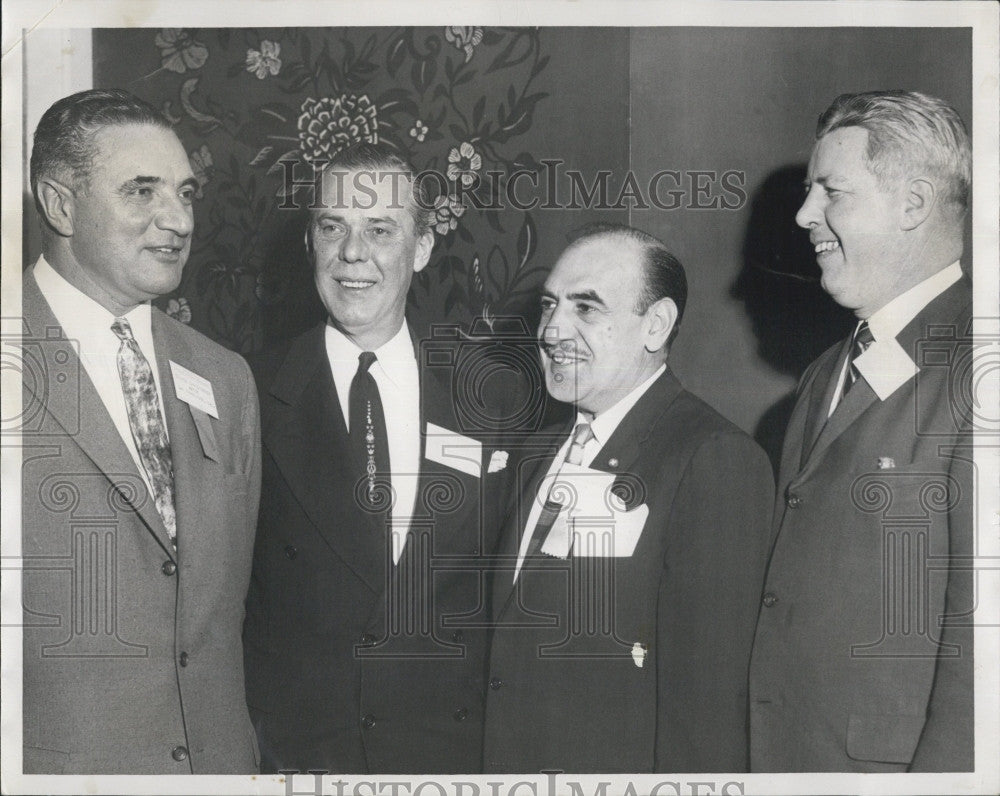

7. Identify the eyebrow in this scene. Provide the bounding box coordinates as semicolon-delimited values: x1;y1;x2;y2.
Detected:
542;288;606;306
314;212;401;224
123;175;200;191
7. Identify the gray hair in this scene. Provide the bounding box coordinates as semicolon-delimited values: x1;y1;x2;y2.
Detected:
816;90;971;214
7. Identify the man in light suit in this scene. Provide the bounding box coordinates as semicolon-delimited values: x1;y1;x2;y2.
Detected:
750;91;975;772
483;223;775;773
244;143;529;774
20;89;261;773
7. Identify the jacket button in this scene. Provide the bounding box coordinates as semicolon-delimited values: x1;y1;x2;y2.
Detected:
161;561;177;576
786;494;802;509
284;545;298;559
453;707;469;722
359;633;376;647
489;676;502;690
179;651;189;667
361;714;376;729
171;745;188;762
762;592;778;608
451;630;464;643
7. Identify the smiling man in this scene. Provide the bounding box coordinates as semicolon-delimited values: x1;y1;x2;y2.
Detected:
22;89;261;773
483;223;774;773
244;143;514;774
749;91;975;772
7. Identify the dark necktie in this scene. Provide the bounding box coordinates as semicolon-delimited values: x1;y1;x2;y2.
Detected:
349;351;390;508
526;422;594;557
111;318;177;548
842;320;875;400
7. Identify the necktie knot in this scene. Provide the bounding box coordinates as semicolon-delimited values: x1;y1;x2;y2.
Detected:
853;320;874;355
565;422;594;467
111;317;135;343
357;351;377;374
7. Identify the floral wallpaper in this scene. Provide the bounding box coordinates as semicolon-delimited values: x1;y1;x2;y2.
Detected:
93;27;587;353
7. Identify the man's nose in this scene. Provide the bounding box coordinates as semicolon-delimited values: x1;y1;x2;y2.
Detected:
795;186;822;230
340;228;369;262
155;194;194;237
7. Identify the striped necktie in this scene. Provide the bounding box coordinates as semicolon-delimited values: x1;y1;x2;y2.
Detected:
527;422;595;557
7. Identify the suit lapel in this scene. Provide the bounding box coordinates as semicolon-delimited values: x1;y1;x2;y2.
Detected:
152;311;216;561
22;267;176;558
590;367;683;481
267;324;385;593
800;276;972;471
490;417;570;620
800;340;850;468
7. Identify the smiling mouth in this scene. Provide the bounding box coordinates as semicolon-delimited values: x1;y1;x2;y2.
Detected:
546;348;585;366
814;240;841;254
338;279;377;289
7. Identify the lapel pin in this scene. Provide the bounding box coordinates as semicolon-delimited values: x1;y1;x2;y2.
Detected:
876;457;896;470
608;458;619;468
631;642;646;668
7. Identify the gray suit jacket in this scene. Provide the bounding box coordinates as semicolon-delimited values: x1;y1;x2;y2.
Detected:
20;264;261;773
750;277;974;772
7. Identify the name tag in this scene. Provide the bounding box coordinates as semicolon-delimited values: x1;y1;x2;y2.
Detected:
170;361;219;418
424;421;482;478
854;338;918;400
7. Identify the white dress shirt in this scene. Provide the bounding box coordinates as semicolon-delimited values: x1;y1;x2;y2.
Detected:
828;261;963;417
513;363;667;581
33;255;168;496
324;321;421;563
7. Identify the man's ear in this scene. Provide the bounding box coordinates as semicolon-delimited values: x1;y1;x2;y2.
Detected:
900;177;936;231
644;297;679;353
35;178;76;237
412;228;434;274
303;227;313;256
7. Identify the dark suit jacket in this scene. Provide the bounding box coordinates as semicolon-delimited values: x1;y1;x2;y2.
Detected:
21;265;261;773
483;367;775;773
749;277;974;772
244;322;524;774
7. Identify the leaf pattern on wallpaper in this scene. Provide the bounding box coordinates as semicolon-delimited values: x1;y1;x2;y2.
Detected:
144;27;550;351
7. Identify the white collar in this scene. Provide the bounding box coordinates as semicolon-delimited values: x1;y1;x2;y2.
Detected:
580;363;667;448
323;320;416;386
32;254;152;341
866;261;962;342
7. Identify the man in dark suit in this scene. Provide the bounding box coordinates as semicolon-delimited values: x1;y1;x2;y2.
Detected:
20;89;260;773
244;143;524;774
483;223;775;773
750;91;975;772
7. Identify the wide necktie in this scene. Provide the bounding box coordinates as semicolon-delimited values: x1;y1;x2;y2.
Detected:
526;422;595;557
111;318;177;548
842;320;875;400
349;351;390;508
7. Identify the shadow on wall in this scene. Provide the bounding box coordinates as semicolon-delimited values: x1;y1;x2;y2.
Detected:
733;164;855;470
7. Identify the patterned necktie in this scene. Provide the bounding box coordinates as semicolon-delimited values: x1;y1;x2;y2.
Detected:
111;318;177;547
842;320;875;400
349;351;390;508
527;422;595;557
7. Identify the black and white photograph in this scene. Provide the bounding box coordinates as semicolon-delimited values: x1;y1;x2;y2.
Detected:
2;2;998;795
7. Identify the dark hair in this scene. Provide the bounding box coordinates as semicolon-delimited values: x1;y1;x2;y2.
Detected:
313;141;433;235
816;90;971;214
567;222;688;346
30;88;171;198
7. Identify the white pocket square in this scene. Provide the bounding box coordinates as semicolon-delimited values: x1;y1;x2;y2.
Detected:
487;450;509;473
425;422;482;478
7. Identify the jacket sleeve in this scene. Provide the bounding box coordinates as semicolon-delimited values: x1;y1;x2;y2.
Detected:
655;431;775;772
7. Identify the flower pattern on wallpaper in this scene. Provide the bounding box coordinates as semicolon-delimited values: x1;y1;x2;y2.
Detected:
445;27;484;63
246;40;282;79
297;94;379;163
156;29;209;74
140;27;551;351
